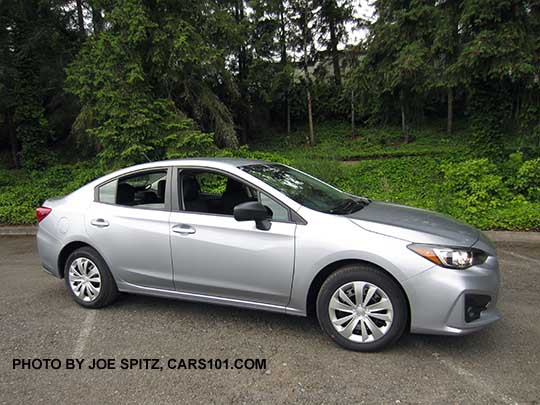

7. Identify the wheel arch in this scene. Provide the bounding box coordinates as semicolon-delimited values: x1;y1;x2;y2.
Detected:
305;259;411;329
57;241;95;278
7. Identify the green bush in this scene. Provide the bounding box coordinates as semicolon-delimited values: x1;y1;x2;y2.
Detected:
0;162;105;224
514;158;540;200
440;158;511;216
436;157;540;230
292;158;346;188
0;130;538;230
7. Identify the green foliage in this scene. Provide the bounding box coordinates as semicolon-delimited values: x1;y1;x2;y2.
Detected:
232;147;292;165
65;0;200;167
166;131;221;159
440;159;510;216
14;101;52;170
1;129;539;230
0;0;78;169
0;161;105;224
514;158;540;200
436;156;540;230
1;1;540;232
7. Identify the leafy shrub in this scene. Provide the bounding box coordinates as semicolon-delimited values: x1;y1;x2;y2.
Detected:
440;159;511;218
514;158;540;200
232;146;291;165
0;134;538;230
0;162;105;224
166;131;222;159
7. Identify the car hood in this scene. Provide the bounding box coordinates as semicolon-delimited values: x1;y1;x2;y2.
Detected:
347;201;480;247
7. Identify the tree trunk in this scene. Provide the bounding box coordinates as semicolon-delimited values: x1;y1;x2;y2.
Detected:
514;91;520;131
307;88;314;145
279;2;287;65
236;1;247;81
76;0;85;35
351;89;355;138
6;111;20;169
302;3;314;145
280;2;289;134
286;92;291;134
92;4;103;33
329;17;341;87
235;0;249;145
447;87;453;135
400;90;409;143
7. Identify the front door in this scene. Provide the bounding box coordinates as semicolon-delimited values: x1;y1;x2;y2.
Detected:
169;168;296;306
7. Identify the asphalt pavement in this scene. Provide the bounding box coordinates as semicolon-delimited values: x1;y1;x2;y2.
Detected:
1;236;539;404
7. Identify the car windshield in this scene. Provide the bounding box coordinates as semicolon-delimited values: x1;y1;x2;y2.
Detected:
241;164;369;214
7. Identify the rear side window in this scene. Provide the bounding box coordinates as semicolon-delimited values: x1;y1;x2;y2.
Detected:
97;170;168;210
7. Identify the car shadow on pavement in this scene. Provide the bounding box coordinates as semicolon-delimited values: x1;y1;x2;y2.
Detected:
104;292;498;355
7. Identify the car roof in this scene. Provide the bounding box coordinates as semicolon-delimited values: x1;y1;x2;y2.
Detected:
87;158;280;190
148;157;272;168
179;157;269;167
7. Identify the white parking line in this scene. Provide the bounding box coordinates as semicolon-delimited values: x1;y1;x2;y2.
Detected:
415;341;517;404
72;310;96;358
434;354;517;404
499;249;540;270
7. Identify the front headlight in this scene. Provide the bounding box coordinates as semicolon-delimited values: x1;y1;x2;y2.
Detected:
408;244;488;269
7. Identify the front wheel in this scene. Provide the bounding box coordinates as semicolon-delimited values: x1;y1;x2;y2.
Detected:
316;264;408;352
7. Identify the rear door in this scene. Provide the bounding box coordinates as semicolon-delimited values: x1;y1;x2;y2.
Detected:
85;167;174;290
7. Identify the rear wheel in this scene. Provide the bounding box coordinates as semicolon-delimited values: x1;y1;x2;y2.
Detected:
64;247;118;308
316;264;408;351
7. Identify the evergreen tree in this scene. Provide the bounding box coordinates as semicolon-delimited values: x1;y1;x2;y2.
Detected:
314;0;356;87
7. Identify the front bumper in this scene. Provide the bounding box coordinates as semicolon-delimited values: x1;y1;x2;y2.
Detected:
403;255;500;335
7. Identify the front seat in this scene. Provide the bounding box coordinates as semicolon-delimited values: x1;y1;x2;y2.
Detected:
222;178;250;215
182;176;208;213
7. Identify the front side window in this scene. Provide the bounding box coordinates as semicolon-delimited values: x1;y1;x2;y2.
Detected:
180;169;256;216
259;192;289;222
179;169;290;221
241;164;368;214
97;170;168;210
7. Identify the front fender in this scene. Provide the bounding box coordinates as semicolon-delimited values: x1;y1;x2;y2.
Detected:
286;219;434;315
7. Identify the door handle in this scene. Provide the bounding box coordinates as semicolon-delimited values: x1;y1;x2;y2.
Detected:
172;224;196;235
90;218;110;228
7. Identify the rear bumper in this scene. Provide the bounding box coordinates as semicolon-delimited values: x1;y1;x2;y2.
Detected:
403;255;501;335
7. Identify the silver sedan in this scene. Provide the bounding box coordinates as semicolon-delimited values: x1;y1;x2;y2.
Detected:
36;158;500;351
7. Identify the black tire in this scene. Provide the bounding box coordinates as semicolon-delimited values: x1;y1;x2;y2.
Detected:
316;264;408;352
64;246;119;308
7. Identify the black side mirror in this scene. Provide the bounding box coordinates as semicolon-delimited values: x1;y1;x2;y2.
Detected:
234;201;272;231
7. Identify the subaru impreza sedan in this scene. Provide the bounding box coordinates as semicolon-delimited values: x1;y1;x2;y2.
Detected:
36;158;500;351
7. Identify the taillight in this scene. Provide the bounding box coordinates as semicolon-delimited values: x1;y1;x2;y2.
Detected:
36;207;52;223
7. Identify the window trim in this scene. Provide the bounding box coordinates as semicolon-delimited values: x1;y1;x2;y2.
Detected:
172;166;306;225
93;166;173;212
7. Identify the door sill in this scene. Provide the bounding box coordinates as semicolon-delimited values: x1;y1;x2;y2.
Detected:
118;282;304;316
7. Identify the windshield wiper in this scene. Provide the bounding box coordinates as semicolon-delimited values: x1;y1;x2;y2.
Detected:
328;198;370;215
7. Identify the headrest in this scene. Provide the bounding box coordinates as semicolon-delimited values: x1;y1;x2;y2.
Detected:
157;179;166;199
182;176;200;201
117;183;135;205
225;178;245;193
